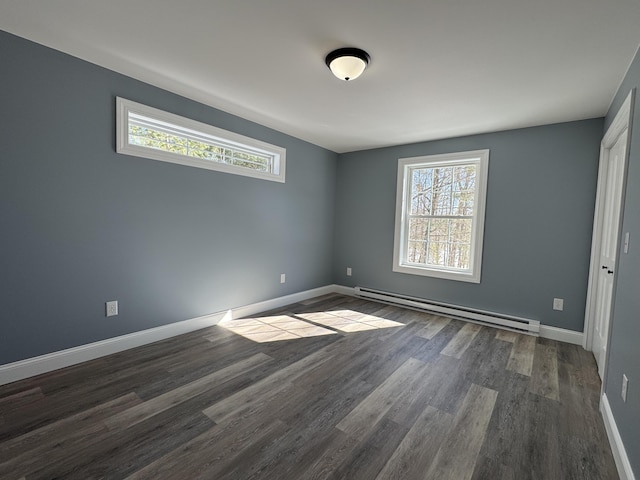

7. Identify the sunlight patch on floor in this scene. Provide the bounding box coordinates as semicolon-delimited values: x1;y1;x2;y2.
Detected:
297;309;405;332
219;314;337;343
220;307;405;343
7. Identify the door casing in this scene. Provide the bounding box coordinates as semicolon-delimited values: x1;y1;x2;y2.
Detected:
583;89;634;382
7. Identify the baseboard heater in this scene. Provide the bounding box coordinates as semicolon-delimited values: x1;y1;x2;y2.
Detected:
354;286;540;335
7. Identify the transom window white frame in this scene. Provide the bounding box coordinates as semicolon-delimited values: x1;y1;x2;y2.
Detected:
116;97;286;183
393;149;489;283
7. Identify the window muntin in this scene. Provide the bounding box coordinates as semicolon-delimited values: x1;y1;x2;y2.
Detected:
116;98;286;182
393;150;489;283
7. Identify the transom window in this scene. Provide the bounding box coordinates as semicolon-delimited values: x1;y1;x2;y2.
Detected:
393;150;489;283
116;98;286;182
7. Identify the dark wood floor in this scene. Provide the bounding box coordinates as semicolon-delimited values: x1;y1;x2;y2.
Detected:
0;294;618;479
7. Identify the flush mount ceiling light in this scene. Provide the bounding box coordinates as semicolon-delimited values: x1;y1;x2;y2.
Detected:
325;47;371;81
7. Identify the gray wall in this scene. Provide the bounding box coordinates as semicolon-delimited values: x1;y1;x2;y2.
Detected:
604;47;640;475
333;120;603;332
0;31;338;364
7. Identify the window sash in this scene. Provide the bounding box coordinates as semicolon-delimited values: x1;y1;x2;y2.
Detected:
116;98;286;183
404;161;477;272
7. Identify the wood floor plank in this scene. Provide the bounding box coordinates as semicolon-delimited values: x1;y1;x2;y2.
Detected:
360;335;428;387
530;343;560;400
226;392;363;479
522;393;563;479
0;393;141;478
142;338;268;398
32;409;213;480
411;322;460;364
463;328;512;391
0;367;167;443
0;387;44;408
556;360;604;446
473;370;530;471
105;352;273;430
376;405;453;479
495;330;518;343
331;416;409;480
0;388;46;431
335;357;429;440
290;428;359;480
506;333;536;376
559;434;620;480
239;377;377;480
412;355;469;415
386;364;441;428
415;314;451;339
202;342;339;422
440;322;482;358
126;417;288;480
291;333;387;392
426;383;498;480
471;456;516;480
201;420;292;480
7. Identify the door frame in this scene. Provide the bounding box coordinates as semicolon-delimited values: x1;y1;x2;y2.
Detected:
583;90;634;363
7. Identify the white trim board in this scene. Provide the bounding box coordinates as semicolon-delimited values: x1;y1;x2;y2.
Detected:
539;324;584;345
584;89;634;352
601;393;636;480
332;284;357;296
0;311;226;387
0;285;338;386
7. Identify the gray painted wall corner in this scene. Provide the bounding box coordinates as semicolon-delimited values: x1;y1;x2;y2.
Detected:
333;119;604;332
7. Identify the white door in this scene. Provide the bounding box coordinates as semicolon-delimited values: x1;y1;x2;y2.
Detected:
592;129;627;379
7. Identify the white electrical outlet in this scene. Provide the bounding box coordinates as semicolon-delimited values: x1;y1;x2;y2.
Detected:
106;300;118;317
622;374;629;402
346;267;352;276
553;298;564;311
624;232;630;254
280;273;286;284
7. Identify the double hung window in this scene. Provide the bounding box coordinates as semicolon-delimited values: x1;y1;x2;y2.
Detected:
393;150;489;283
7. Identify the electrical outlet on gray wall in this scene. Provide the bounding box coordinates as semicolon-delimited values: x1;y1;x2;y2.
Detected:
106;301;118;317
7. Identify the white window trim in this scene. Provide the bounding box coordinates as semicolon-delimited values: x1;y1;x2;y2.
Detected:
116;97;286;183
393;149;489;283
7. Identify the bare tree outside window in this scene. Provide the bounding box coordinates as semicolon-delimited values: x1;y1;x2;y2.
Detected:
407;164;476;269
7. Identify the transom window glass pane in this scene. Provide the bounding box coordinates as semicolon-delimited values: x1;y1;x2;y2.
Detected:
128;113;275;174
116;98;286;183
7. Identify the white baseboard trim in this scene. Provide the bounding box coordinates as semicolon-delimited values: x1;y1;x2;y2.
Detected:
0;311;225;387
0;284;341;387
538;324;584;345
332;284;356;296
0;284;588;386
601;393;636;480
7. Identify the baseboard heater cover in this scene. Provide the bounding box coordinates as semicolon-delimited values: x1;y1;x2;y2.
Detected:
355;286;540;335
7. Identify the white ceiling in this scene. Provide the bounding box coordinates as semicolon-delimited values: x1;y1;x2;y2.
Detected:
1;1;640;153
